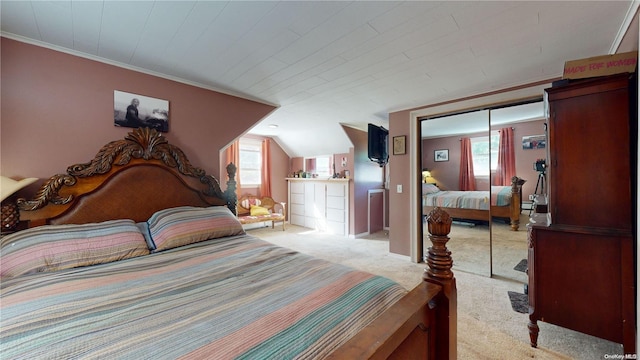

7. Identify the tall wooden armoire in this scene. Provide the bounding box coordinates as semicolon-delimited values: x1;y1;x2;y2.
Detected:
527;73;637;353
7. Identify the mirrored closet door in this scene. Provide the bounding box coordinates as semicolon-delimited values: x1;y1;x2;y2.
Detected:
420;110;491;277
419;100;546;280
488;101;545;283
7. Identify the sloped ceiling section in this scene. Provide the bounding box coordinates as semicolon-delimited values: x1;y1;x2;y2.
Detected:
1;1;637;157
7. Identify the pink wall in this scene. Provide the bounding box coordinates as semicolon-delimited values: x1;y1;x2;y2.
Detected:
290;157;304;175
333;152;351;179
388;109;414;256
269;141;291;206
1;38;275;197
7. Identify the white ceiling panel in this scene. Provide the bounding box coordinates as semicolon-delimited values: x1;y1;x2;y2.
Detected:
367;1;441;34
31;1;73;48
231;57;290;91
71;1;103;55
1;1;41;40
254;56;347;99
218;29;301;85
98;1;154;62
278;1;349;37
1;1;637;157
130;2;194;69
160;2;225;69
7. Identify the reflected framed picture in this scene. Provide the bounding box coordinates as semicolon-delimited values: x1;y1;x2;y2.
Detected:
114;90;169;132
522;134;546;150
434;149;449;162
393;135;406;155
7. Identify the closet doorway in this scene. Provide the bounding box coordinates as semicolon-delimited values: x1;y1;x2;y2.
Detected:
419;99;545;281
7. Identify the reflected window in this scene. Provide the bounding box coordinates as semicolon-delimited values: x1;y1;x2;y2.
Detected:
470;131;499;176
316;156;331;177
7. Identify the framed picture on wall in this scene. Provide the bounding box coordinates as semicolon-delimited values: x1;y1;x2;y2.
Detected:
434;149;449;162
392;135;406;155
114;90;169;132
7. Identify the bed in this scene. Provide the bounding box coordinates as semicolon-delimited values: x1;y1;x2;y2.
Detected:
2;128;456;359
422;176;526;231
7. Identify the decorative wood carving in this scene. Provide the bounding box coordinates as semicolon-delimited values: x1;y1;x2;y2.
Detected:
510;176;526;191
18;127;226;211
17;174;76;211
424;207;453;281
527;225;535;248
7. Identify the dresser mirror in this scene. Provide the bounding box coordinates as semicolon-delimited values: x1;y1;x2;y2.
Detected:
302;155;333;178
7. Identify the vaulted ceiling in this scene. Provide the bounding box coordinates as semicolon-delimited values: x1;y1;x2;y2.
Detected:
2;1;637;157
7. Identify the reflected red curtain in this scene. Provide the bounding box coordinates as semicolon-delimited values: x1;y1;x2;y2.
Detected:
260;139;271;197
494;127;516;186
224;140;242;197
459;137;476;191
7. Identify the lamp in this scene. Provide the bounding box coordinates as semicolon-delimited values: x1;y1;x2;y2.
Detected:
422;168;437;185
421;169;432;183
1;176;38;231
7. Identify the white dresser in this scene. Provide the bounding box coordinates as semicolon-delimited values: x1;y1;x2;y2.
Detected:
287;178;349;236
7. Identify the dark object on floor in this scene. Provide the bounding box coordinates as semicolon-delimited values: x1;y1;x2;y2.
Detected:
508;291;528;314
514;259;527;272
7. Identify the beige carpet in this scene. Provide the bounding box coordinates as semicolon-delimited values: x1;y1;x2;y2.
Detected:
248;223;624;359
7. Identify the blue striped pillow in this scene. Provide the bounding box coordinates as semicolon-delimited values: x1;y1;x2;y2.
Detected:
147;206;245;251
0;219;149;278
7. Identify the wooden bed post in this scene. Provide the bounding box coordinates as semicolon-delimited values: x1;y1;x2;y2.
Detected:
325;206;458;359
424;207;457;360
225;162;238;215
509;176;526;231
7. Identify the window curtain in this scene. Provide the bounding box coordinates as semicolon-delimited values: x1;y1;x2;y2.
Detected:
459;137;476;191
224;140;242;197
260;138;271;197
494;127;516;186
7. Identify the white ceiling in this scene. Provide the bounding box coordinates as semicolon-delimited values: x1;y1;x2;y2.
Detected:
1;1;637;157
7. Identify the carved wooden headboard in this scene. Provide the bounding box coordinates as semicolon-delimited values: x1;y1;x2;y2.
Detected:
18;128;237;227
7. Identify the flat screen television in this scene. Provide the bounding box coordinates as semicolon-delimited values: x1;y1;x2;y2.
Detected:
368;123;388;167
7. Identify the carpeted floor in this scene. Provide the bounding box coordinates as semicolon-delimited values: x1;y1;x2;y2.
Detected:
249;223;625;359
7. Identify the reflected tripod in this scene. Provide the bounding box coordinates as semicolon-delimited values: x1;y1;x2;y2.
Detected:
529;170;546;215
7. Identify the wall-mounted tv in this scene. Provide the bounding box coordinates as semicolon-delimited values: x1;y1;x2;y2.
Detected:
368;123;388;167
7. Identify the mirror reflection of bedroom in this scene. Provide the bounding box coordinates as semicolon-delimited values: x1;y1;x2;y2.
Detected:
420;100;546;283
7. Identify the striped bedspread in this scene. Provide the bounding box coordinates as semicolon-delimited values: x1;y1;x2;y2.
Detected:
1;234;406;359
422;186;512;210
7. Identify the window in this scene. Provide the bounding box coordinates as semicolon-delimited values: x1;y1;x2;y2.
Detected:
239;139;262;185
470;132;499;176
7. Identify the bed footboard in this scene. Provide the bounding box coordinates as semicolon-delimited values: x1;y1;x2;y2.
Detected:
422;176;526;231
328;207;456;359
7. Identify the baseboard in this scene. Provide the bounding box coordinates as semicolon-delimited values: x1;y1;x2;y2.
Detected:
354;231;370;238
